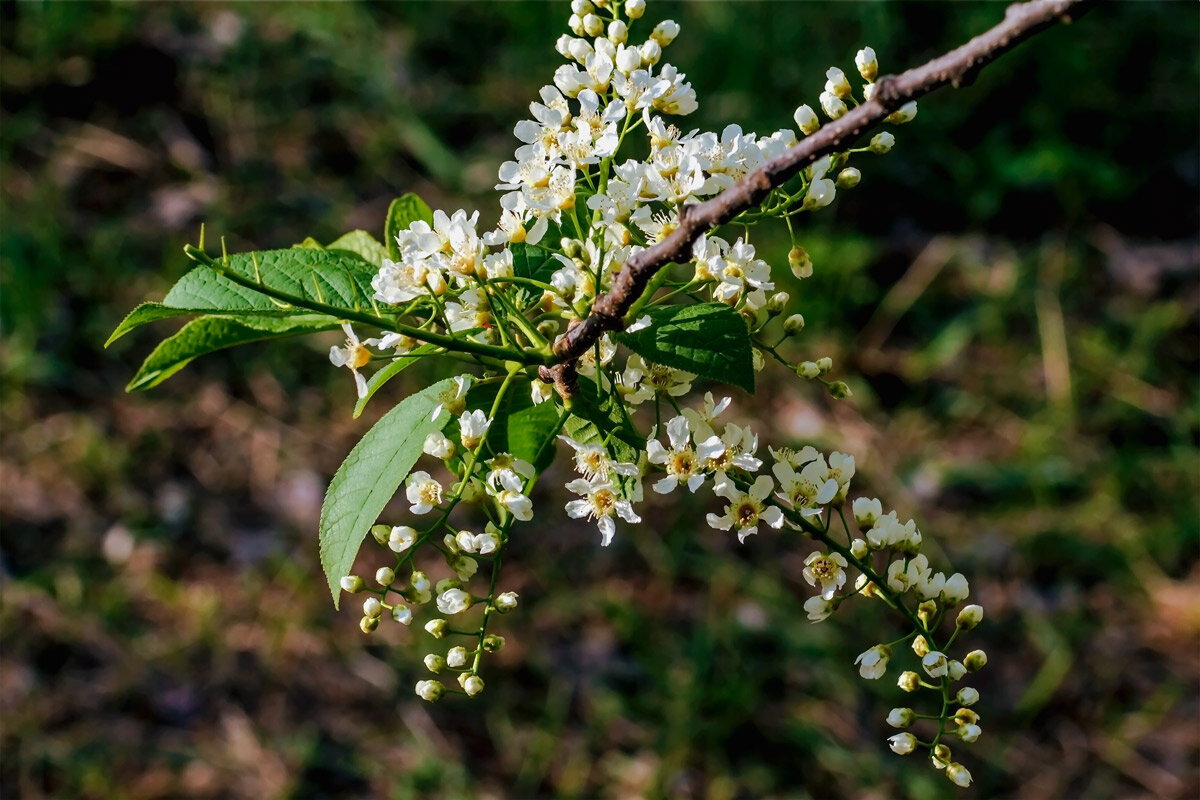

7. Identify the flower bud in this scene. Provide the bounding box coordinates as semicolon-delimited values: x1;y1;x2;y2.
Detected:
917;599;938;627
854;644;892;680
911;635;930;657
819;90;847;120
570;0;593;14
855;47;878;81
942;573;970;605
415;679;444;701
825;67;852;98
607;19;628;44
640;39;661;65
651;20;680;46
797;361;821;380
954;707;979;727
568;13;584;36
766;292;789;314
582;13;604;36
787;246;813;279
450;555;478;582
370;525;390;546
494;591;519;612
388;525;416;553
482;634;506;653
946;763;972;788
793;104;820;135
359;615;379;633
888;732;917;755
423;432;456;459
922;650;949;678
459;674;485;696
815;357;833;374
376;566;396;587
624;0;645;18
932;744;952;769
852;497;882;529
410;571;431;594
829;381;852;400
446;646;470;668
956;687;979;706
947;660;967;681
424;653;445;673
836;167;861;189
424;618;447;638
886;101;918;124
886;707;915;728
362;597;383;618
956;604;984;630
391;603;413;625
957;724;982;743
869;132;895;154
964;649;988;672
898;671;920;692
850;538;869;560
555;34;573;58
437;588;473;615
340;575;364;594
783;314;806;336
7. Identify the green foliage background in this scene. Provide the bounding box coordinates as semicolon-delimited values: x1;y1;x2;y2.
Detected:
2;2;1197;798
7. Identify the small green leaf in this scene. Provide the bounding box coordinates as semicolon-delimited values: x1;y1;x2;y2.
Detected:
506;399;564;473
510;243;557;283
614;303;755;393
385;193;435;261
293;237;326;250
352;343;438;419
107;303;192;347
126;314;338;391
327;230;388;268
320;377;456;607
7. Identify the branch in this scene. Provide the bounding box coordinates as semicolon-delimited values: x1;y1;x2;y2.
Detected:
546;0;1093;389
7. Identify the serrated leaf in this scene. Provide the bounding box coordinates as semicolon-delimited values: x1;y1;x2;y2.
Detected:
320;377;455;607
352;343;438;419
328;230;388;268
215;249;381;316
385;193;435;261
126;314;338;391
614;302;755;393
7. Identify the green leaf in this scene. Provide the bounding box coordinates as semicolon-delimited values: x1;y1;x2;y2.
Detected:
510;243;557;284
560;412;642;502
506;399;563;473
327;230;388;268
126;314;338;391
385;193;435;261
293;237;326;250
352;343;438;419
107;302;193;347
614;302;755;393
215;249;381;316
320;376;456;607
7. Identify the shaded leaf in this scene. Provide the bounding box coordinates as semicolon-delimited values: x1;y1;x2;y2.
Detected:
352;343;438;419
614;303;755;393
328;230;388;268
320;377;455;607
385;193;435;261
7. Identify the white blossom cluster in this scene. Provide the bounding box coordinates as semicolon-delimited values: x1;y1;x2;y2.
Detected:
325;0;986;786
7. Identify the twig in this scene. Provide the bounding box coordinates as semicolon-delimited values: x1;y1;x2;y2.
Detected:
544;0;1093;392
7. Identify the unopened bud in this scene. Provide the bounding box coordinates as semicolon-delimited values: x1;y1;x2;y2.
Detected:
886;707;915;728
391;603;412;625
829;381;852;399
362;597;383;618
783;314;806;335
815;356;833;373
607;19;627;44
797;361;821;380
582;13;604;36
825;67;852;98
911;634;930;657
460;673;485;696
494;591;519;612
446;646;469;668
624;0;645;18
855;47;878;81
954;707;979;727
836;167;861;189
869;132;895;154
766;292;789;314
957;604;984;630
788;246;813;279
886;101;918;124
640;39;662;65
964;649;988;672
340;575;364;594
947;660;967;681
793;104;820;135
955;687;980;706
360;615;379;633
375;566;396;587
415;679;444;702
946;763;973;788
370;525;390;546
482;634;506;653
651;19;680;46
424;618;447;638
898;670;921;692
423;654;445;673
567;13;584;36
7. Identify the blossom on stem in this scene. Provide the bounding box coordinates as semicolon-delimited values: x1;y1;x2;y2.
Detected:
707;475;783;543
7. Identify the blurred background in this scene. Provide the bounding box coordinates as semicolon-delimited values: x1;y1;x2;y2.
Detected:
2;2;1197;798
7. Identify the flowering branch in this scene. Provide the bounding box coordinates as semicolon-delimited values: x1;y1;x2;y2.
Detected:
547;0;1093;388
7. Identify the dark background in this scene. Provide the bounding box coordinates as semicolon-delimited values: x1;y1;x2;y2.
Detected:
2;2;1198;798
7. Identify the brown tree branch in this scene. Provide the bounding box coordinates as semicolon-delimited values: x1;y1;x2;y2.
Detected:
544;0;1093;391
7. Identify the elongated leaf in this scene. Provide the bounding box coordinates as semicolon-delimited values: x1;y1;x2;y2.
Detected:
510;243;557;284
215;249;381;316
352;343;438;419
328;230;388;268
320;377;455;607
506;399;564;472
126;314;338;391
385;193;435;261
614;302;755;393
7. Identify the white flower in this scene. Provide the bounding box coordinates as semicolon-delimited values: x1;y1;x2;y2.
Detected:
431;375;471;420
819;90;847;120
945;763;972;788
328;322;370;398
957;724;982;743
922;650;949;678
487;469;534;521
387;525;417;553
473;532;501;555
803;595;833;622
886;707;914;728
773;455;837;518
825;67;852;98
647;415;720;494
406;471;443;514
415;680;444;701
886;101;918;124
852;497;882;529
793;103;819;135
803;550;849;599
565;476;641;546
494;591;519;612
869;131;895;153
423;432;456;460
559;435;639;480
706;475;784;543
888;732;917;755
826;451;855;501
485;453;537;482
854;644;892;680
942;572;970;605
458;409;492;451
855;47;878;81
437;588;473;615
